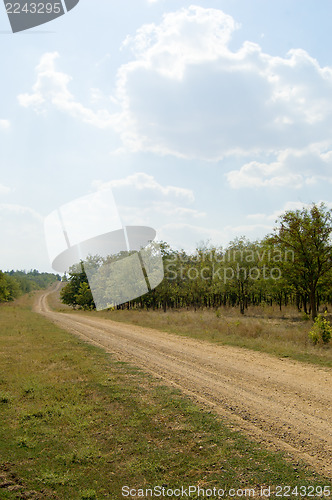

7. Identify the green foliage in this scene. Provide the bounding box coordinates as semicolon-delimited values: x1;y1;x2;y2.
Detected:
309;312;332;345
60;263;95;310
75;282;95;310
272;203;332;320
2;269;60;298
0;271;20;302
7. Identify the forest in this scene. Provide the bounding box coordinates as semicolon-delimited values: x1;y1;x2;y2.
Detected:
0;269;60;302
61;204;332;321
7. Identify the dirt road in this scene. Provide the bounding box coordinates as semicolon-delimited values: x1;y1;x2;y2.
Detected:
35;289;332;479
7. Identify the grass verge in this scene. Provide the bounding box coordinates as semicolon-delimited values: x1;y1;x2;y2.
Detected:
0;293;330;499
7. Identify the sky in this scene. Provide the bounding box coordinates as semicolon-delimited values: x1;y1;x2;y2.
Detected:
1;0;332;272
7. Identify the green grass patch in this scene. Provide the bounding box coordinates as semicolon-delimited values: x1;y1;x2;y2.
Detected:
0;294;330;499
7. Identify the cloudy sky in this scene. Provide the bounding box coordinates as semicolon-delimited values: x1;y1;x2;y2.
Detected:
1;0;332;272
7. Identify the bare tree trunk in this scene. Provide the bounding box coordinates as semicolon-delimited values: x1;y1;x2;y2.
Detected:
310;289;317;320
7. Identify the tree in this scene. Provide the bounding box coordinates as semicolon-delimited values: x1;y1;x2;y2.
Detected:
272;203;332;320
224;238;261;314
75;282;95;310
60;263;95;310
0;271;20;302
5;270;60;293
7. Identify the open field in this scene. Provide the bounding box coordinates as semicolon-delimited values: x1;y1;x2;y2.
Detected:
49;288;332;368
0;291;330;498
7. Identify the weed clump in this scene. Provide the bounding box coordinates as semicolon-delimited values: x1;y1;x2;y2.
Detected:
80;489;97;499
309;312;332;345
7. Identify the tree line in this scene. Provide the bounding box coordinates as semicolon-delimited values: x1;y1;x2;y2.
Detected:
0;269;61;303
60;203;332;320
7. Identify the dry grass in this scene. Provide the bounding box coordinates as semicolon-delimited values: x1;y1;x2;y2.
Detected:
66;303;332;368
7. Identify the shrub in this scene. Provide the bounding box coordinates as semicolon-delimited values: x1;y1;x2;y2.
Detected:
309;312;332;345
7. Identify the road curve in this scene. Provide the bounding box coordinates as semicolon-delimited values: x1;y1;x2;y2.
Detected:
35;289;332;479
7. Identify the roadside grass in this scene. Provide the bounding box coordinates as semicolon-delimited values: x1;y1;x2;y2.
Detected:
51;284;332;368
0;293;330;498
97;307;332;367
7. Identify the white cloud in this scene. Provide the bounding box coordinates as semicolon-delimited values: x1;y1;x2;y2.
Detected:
226;160;304;189
158;222;227;252
17;52;121;129
92;173;201;232
122;6;238;80
118;201;205;224
246;200;332;227
150;202;205;218
113;7;332;160
0;119;10;130
226;147;332;189
0;184;11;195
17;6;332;185
281;200;332;211
93;172;195;202
0;203;42;220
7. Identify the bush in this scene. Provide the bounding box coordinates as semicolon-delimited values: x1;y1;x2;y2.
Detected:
309;312;332;345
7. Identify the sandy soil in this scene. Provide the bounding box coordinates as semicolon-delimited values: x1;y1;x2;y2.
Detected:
35;289;332;479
